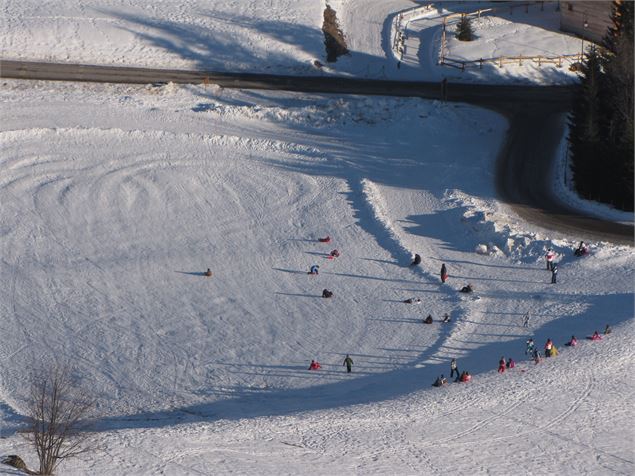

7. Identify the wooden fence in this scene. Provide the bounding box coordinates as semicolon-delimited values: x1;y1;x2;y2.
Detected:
438;1;582;71
442;53;583;71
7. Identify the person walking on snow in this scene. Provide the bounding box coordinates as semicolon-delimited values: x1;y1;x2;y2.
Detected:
522;312;530;328
498;357;506;373
545;248;556;271
450;358;460;381
551;264;558;284
343;354;353;373
440;263;448;283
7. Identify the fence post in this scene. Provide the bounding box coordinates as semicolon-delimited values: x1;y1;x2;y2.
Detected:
479;58;483;69
499;56;503;68
558;56;562;67
537;55;541;66
519;55;522;66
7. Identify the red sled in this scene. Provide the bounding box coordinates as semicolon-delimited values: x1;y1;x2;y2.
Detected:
318;236;331;243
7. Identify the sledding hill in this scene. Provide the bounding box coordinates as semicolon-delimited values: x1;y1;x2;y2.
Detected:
1;79;633;474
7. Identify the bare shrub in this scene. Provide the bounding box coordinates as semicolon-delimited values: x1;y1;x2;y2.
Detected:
23;367;95;475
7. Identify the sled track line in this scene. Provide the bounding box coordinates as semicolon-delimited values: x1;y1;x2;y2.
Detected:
421;392;527;448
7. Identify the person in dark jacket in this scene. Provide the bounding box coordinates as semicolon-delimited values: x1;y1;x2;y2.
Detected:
411;254;421;266
322;289;333;298
551;264;558;284
423;314;433;324
459;284;474;293
343;354;353;373
450;358;460;380
440;263;448;283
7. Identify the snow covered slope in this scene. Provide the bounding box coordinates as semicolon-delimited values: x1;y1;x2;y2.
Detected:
0;79;633;474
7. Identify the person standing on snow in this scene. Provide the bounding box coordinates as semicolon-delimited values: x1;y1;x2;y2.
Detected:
507;357;515;369
526;338;535;355
450;358;460;381
440;263;448;283
545;248;556;270
343;354;353;373
551;264;558;284
544;338;553;357
498;357;506;373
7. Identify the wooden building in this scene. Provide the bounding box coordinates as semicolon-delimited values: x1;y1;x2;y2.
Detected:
560;1;615;43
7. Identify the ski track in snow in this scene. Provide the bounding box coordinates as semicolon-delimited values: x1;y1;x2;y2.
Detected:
0;78;633;475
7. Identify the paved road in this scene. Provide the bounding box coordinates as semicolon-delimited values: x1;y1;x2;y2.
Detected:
1;60;632;244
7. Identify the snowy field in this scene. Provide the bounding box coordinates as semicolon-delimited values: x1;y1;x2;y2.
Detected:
2;0;584;83
1;1;634;474
0;78;633;474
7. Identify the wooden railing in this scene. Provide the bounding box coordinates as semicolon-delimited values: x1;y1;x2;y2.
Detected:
442;53;583;71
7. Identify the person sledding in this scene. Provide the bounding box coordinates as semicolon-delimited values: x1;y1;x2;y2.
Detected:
410;254;421;266
506;357;515;369
318;235;331;243
551;344;559;357
574;241;589;257
459;371;471;382
498;357;506;373
565;335;578;347
403;297;422;304
459;284;474;293
308;264;320;275
204;268;212;277
423;314;433;324
308;360;321;370
432;375;448;387
442;313;451;323
440;263;448;283
590;330;602;341
322;289;333;298
329;249;340;258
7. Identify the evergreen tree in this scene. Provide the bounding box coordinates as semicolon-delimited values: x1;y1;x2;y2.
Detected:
455;15;474;41
569;0;633;210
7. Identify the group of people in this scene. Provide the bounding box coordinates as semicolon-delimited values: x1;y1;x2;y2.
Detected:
433;358;472;386
545;242;590;284
525;325;612;365
308;237;343;298
309;354;354;373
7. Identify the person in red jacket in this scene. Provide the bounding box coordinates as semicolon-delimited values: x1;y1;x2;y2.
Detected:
308;360;321;370
498;357;506;373
460;371;471;382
